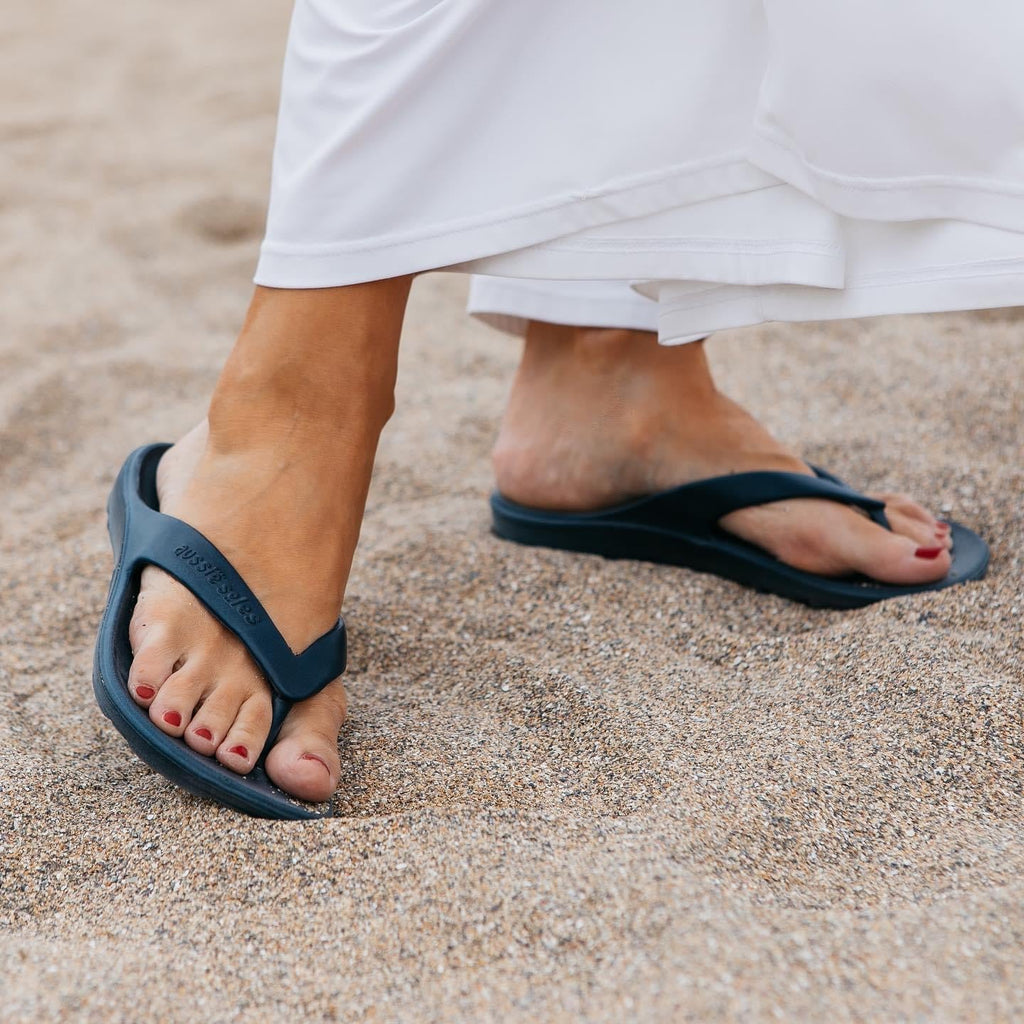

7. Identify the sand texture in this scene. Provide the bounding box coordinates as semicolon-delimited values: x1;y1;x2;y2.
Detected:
2;2;1024;1021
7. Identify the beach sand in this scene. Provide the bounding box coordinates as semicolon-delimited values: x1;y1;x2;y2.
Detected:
2;2;1023;1020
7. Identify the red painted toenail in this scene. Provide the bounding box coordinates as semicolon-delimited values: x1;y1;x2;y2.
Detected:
229;745;249;759
163;710;182;727
300;753;330;773
135;685;155;700
915;547;944;560
194;728;213;741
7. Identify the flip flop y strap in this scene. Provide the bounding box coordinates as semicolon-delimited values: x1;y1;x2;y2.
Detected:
122;481;346;747
606;469;891;535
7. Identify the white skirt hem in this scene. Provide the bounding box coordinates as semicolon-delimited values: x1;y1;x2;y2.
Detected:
255;156;769;288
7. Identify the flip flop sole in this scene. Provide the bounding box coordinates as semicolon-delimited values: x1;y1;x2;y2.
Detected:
92;455;330;820
491;493;989;610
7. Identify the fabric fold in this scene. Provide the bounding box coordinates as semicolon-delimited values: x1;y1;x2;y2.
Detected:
257;0;1024;340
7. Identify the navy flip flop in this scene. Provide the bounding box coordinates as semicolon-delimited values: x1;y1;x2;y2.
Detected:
92;444;347;819
491;467;990;609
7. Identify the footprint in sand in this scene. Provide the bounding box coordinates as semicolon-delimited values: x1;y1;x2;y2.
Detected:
0;361;211;483
179;195;266;245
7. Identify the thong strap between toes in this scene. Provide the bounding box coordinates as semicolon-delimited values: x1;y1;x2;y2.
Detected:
603;469;891;535
121;460;346;705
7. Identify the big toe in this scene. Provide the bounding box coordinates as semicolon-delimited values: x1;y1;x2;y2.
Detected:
725;498;953;585
840;522;953;585
264;683;347;802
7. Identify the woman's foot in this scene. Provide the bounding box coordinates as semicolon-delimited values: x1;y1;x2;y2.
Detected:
492;323;953;586
126;280;410;802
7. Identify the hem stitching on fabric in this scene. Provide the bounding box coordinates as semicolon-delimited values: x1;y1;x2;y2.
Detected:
660;255;1024;315
261;152;760;256
473;291;652;309
531;237;843;257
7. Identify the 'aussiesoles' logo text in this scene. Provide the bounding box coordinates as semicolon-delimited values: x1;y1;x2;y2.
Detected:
173;545;262;626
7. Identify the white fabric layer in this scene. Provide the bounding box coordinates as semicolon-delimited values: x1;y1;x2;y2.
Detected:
257;0;1024;339
648;217;1024;342
258;0;768;287
467;278;658;337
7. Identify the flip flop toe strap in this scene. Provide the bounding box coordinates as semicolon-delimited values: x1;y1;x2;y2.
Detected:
622;470;891;534
123;498;347;704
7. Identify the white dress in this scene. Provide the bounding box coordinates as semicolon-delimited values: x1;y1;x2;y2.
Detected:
255;0;1024;343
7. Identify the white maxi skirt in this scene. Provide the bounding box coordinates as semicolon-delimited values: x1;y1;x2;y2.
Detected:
255;0;1024;344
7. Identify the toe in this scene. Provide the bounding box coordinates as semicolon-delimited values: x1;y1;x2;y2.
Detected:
149;666;206;737
872;492;953;552
266;739;339;802
127;632;180;706
835;512;953;585
265;682;347;802
874;492;936;526
128;567;195;705
882;506;948;550
216;693;273;775
724;497;953;585
184;682;245;755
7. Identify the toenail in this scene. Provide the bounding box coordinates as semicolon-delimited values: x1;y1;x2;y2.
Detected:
915;547;943;560
229;745;249;759
135;685;155;700
300;753;330;773
936;523;951;533
194;727;213;741
163;710;183;727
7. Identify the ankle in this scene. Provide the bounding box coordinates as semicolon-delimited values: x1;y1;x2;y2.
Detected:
205;281;410;448
207;364;394;452
521;322;654;373
521;323;719;399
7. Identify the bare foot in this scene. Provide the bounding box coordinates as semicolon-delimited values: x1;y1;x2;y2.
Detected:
126;280;409;802
492;323;953;586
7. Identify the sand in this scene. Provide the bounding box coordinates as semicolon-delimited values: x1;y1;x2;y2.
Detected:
2;2;1024;1021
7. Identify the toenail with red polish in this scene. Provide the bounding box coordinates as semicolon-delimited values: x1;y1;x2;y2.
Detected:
229;745;249;759
162;710;182;727
194;727;213;741
300;753;330;773
915;547;944;560
135;685;155;700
